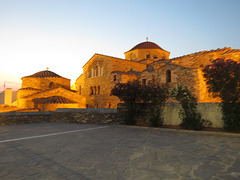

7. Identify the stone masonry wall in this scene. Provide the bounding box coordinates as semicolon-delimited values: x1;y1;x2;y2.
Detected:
117;103;223;128
0;109;123;126
76;54;147;108
0;103;223;129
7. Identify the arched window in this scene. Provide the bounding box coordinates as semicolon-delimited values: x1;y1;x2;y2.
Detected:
100;63;103;75
95;64;98;76
146;53;150;59
94;86;97;95
89;67;93;78
49;82;54;88
90;87;93;95
98;86;100;95
166;70;171;83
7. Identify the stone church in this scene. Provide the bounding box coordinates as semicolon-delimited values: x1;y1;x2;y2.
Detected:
73;41;240;109
17;70;86;111
18;40;240;111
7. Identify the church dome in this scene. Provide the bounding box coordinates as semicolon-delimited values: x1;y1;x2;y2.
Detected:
129;41;164;51
24;70;63;78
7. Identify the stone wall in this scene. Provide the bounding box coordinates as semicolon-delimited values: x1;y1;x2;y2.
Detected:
124;48;170;61
21;77;70;90
0;103;224;129
75;54;146;109
117;103;223;128
0;108;122;125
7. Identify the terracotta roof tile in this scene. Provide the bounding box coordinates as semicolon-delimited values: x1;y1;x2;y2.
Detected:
19;87;40;90
33;96;77;104
24;70;64;78
128;41;164;51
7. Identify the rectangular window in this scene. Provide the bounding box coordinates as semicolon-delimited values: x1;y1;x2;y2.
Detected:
113;75;117;81
79;86;81;95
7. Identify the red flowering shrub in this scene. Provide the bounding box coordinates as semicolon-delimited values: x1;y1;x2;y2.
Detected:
203;59;240;103
111;80;169;126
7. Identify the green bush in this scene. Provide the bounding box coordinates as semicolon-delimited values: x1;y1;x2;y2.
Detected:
172;85;210;130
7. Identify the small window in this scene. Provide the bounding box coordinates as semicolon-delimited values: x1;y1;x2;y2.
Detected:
90;87;93;95
113;75;117;81
89;67;93;78
49;82;54;88
108;103;111;108
142;79;146;85
146;53;150;59
79;86;81;95
95;65;98;76
153;55;158;59
100;63;103;75
94;86;97;95
166;70;171;83
98;86;100;95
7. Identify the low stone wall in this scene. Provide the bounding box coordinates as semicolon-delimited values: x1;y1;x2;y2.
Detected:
117;103;223;128
0;108;122;125
0;104;223;129
163;103;223;128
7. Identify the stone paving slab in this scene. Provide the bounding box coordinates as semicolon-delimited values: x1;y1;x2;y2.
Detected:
0;123;240;180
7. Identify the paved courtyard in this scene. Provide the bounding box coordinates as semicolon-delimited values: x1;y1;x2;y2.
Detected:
0;123;240;180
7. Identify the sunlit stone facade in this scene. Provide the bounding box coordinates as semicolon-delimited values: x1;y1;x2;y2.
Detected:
73;41;240;108
17;70;86;111
18;41;240;111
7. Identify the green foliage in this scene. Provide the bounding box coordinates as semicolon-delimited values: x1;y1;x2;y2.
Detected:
111;80;169;126
171;85;208;130
203;59;240;131
143;81;169;127
221;103;240;131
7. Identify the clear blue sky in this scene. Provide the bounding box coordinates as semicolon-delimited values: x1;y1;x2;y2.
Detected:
0;0;240;91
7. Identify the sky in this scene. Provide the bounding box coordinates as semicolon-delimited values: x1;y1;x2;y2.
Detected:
0;0;240;92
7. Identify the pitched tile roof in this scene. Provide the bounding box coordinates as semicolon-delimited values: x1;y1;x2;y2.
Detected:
19;87;40;90
33;96;77;104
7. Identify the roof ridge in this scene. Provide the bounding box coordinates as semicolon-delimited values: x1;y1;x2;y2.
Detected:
171;47;235;60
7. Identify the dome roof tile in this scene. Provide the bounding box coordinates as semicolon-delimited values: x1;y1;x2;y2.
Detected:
129;41;164;51
24;70;63;78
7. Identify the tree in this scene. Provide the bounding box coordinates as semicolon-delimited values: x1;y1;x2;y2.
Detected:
203;59;240;131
